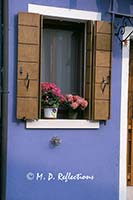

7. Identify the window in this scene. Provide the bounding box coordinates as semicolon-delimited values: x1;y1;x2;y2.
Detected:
41;20;86;119
42;20;84;96
16;12;112;121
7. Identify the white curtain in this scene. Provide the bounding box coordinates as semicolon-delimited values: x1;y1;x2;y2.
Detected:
42;28;81;95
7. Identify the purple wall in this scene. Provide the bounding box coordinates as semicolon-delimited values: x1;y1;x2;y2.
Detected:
6;0;130;199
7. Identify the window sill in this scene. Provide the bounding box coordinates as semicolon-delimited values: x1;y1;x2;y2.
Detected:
26;119;100;129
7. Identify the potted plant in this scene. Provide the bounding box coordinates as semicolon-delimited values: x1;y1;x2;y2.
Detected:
41;82;64;119
64;94;88;119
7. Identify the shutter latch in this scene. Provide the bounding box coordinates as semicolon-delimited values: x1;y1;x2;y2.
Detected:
25;73;30;90
19;67;23;75
101;75;110;93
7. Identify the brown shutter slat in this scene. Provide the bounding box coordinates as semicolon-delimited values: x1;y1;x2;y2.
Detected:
18;44;39;62
17;12;41;120
17;98;38;120
92;21;112;120
18;12;40;26
18;26;40;44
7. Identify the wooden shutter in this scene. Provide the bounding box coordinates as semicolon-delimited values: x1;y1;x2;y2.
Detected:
85;21;112;120
92;21;112;120
17;12;41;120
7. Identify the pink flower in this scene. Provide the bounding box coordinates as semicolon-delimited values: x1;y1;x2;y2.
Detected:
71;102;79;109
64;94;88;110
52;88;61;96
41;82;60;93
41;82;64;107
73;95;78;101
66;94;73;102
81;100;88;108
60;95;66;103
76;98;82;105
41;83;88;110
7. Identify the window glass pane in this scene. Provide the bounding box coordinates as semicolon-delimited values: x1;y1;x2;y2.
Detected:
42;28;82;95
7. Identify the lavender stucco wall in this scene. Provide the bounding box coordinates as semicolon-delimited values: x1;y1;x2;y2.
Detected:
6;0;128;200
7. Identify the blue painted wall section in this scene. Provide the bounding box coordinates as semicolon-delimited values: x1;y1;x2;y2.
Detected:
6;0;132;200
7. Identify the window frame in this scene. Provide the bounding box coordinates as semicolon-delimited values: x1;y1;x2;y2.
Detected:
25;4;101;129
